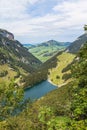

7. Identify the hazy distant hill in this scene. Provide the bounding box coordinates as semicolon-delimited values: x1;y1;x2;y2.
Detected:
29;40;71;62
37;40;70;47
23;43;35;48
66;33;87;53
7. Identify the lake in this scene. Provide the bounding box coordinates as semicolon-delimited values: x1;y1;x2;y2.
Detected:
24;80;57;101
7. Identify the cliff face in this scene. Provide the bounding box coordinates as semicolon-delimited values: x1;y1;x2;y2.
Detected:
0;29;42;73
0;29;14;40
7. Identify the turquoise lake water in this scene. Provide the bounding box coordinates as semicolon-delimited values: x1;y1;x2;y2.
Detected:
24;80;57;101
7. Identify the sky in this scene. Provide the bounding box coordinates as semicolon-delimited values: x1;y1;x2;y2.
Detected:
0;0;87;44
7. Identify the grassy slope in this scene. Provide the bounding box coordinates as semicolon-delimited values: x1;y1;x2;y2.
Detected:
29;46;65;62
48;52;75;85
0;64;28;85
0;64;17;84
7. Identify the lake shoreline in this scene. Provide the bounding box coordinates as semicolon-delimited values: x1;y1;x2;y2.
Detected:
24;79;58;90
47;79;58;87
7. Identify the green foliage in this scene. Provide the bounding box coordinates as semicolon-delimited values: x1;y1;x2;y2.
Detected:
38;106;69;130
36;83;72;116
0;70;8;77
84;25;87;31
62;73;71;81
24;70;47;87
67;44;87;129
56;75;60;79
67;119;87;130
0;104;69;130
0;81;24;121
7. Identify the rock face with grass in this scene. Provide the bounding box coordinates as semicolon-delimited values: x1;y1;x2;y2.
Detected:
0;29;42;84
66;33;87;53
0;29;14;40
0;29;41;70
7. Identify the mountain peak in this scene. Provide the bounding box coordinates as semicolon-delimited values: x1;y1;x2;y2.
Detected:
38;40;70;47
0;29;14;40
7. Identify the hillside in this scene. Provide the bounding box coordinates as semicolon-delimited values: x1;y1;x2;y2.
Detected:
66;33;87;53
0;28;87;130
23;33;87;87
33;43;87;130
1;44;86;130
48;52;75;85
29;40;71;62
24;50;75;87
0;29;42;84
43;33;87;86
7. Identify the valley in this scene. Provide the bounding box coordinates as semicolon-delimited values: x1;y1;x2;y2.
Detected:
0;28;87;130
0;0;87;129
28;40;71;62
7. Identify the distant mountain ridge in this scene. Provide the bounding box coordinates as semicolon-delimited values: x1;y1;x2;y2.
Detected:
23;44;35;48
37;40;71;47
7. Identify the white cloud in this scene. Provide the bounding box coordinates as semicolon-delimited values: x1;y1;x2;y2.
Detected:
53;0;87;27
0;0;87;43
0;0;40;19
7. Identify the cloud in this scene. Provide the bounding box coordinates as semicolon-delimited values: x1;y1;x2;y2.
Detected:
53;0;87;27
0;0;40;19
0;0;87;43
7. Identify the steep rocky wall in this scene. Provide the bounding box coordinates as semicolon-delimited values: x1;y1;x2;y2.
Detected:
0;29;14;40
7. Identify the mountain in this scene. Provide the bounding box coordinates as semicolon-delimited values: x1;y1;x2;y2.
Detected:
37;40;71;47
66;33;87;53
23;43;35;48
0;29;42;84
26;34;87;86
1;34;87;129
29;40;71;62
41;33;87;86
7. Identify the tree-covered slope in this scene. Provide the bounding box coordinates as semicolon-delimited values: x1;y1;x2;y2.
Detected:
66;33;87;53
0;29;42;84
